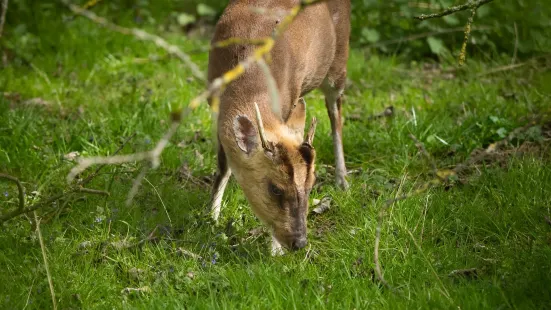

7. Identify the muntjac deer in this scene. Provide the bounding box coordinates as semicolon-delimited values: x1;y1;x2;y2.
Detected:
207;0;350;255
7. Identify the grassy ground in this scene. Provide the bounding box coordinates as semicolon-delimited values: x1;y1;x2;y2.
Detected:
1;4;551;310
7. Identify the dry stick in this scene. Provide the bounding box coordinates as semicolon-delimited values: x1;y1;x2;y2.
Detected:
0;182;109;223
0;173;25;212
475;62;529;77
414;0;494;20
34;211;57;310
79;132;136;186
257;58;281;117
67;0;325;191
0;0;7;39
126;165;150;206
0;134;134;223
62;0;205;82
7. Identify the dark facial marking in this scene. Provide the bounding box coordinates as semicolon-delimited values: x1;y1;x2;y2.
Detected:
299;144;314;166
275;143;294;179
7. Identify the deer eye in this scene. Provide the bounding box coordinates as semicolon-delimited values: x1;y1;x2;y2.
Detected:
269;182;283;196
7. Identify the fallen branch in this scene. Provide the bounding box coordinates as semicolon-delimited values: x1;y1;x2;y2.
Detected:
0;173;25;212
0;184;109;224
79;132;136;186
0;133;137;224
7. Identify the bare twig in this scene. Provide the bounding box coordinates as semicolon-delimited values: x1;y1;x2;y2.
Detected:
414;0;494;20
257;58;281;117
62;0;205;81
476;62;529;77
0;173;25;212
0;0;7;39
125;165;150;206
0;185;109;224
80;132;136;186
78;188;110;196
34;212;57;310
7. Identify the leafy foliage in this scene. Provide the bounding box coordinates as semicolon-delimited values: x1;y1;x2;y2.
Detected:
351;0;551;58
3;0;550;60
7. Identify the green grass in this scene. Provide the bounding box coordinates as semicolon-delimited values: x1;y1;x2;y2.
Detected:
2;4;551;310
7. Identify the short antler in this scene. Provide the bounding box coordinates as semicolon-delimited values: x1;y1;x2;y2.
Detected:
254;102;271;151
305;117;317;146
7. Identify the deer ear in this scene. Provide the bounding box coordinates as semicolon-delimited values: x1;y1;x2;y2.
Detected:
233;115;258;155
285;98;306;141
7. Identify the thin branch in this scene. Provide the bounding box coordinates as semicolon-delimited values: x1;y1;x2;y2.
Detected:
78;188;110;196
0;186;109;224
257;58;281;118
62;0;205;82
0;0;7;39
414;0;494;20
34;212;57;310
126;165;150;206
0;173;25;212
476;62;528;77
79;132;136;186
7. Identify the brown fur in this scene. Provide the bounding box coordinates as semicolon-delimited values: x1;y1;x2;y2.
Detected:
208;0;351;251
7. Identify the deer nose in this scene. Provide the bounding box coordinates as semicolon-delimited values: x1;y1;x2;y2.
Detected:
291;236;307;250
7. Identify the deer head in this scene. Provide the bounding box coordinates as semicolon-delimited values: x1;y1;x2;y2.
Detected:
229;100;317;250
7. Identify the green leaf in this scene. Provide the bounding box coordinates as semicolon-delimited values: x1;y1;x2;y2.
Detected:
177;13;196;26
426;36;446;55
443;14;460;26
496;127;508;138
361;28;380;43
197;4;217;17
